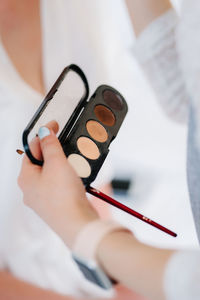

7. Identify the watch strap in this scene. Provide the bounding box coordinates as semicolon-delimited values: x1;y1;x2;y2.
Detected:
72;219;131;260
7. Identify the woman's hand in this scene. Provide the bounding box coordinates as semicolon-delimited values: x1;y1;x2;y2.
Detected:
18;122;98;248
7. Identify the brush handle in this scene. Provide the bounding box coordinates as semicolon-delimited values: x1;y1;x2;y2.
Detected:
87;186;177;237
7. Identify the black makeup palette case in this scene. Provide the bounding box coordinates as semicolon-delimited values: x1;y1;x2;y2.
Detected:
23;64;128;186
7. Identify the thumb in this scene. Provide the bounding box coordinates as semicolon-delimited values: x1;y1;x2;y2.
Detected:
38;126;66;165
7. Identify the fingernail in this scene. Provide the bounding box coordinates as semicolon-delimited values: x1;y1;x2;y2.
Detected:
38;127;50;140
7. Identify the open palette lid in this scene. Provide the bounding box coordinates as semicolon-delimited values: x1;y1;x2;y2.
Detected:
23;64;89;166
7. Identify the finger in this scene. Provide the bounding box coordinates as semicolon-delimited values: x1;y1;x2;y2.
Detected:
30;136;42;160
18;151;41;190
24;120;59;164
18;121;60;189
18;161;41;189
38;126;66;166
18;135;42;188
23;136;42;166
45;120;59;134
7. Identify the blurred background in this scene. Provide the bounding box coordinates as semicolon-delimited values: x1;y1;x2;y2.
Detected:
97;0;199;249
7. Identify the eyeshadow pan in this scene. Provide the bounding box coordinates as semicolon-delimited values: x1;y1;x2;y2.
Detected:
86;120;108;143
68;154;91;178
94;105;115;126
103;90;124;111
77;136;100;160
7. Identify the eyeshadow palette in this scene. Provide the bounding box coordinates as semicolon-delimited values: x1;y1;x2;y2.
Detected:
22;64;178;238
63;85;128;186
23;64;128;186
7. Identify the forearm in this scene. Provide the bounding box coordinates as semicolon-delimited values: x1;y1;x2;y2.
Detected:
125;0;172;36
97;231;175;300
0;271;74;300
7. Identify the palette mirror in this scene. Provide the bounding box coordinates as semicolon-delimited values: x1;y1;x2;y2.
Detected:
23;64;89;165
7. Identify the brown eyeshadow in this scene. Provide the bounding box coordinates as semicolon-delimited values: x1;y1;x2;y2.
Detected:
103;90;123;111
94;105;115;126
77;136;100;160
86;120;108;143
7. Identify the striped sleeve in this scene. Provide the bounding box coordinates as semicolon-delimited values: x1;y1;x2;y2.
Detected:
133;9;189;123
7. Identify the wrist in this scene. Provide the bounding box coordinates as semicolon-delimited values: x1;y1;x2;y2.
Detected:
70;219;131;289
96;230;135;281
62;211;99;249
72;219;132;269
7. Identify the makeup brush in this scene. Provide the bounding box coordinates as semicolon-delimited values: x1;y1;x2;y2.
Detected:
87;186;177;237
16;147;176;236
17;145;176;237
16;149;24;155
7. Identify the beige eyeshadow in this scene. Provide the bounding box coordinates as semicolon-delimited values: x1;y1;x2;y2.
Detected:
94;105;115;126
68;154;91;178
77;137;100;160
86;120;108;143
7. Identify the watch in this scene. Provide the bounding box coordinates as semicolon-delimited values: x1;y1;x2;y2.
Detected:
72;253;113;289
72;219;130;289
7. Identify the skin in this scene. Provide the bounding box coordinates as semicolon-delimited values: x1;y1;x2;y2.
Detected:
0;0;44;94
18;123;175;300
125;0;172;36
